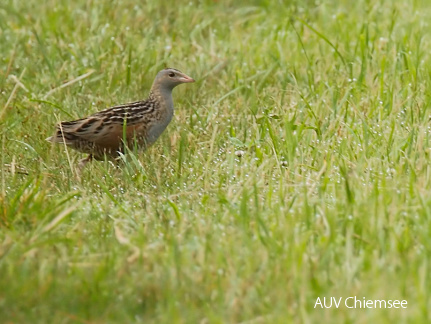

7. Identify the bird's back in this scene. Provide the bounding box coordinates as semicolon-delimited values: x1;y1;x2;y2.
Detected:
46;99;163;159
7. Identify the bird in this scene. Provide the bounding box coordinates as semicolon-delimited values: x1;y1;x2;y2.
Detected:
46;68;195;167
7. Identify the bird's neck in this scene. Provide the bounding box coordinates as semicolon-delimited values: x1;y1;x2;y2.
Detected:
149;85;174;113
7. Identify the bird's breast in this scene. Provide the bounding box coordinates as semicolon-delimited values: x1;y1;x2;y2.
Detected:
146;110;173;145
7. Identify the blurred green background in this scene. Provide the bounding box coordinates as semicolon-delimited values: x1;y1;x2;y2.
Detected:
1;0;431;322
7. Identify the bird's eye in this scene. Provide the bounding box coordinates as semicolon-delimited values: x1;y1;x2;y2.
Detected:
168;72;175;77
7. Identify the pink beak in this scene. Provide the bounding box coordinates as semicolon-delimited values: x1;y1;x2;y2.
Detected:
180;75;195;83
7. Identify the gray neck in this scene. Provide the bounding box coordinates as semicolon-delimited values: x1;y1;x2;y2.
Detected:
149;85;174;113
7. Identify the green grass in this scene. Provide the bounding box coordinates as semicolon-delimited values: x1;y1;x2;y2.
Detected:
1;0;431;322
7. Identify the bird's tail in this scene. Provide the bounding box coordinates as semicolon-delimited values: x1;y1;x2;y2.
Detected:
46;123;78;145
46;133;63;143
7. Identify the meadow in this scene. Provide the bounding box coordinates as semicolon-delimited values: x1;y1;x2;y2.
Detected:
1;0;431;322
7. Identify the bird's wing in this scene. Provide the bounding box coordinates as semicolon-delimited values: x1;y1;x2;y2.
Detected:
93;100;158;126
46;100;156;147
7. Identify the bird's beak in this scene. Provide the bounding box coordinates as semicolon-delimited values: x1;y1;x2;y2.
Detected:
179;74;195;83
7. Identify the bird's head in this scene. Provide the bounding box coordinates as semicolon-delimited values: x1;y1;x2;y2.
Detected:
153;68;195;92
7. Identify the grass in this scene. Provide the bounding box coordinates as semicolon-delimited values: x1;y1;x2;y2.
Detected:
1;0;431;322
